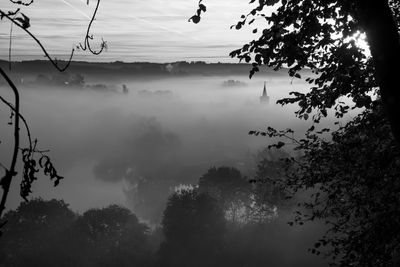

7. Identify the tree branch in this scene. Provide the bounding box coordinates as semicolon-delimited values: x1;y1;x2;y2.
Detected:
0;95;32;151
0;10;74;72
0;67;20;219
79;0;106;55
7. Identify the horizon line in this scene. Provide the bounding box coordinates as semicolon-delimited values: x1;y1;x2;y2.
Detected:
0;59;261;65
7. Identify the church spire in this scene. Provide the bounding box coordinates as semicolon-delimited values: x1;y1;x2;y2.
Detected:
262;81;267;96
260;81;270;103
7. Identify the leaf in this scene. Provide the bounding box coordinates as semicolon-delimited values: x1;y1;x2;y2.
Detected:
276;141;285;148
199;4;207;12
189;15;200;24
15;13;30;29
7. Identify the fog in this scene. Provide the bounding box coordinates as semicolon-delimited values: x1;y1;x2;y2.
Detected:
1;72;316;214
0;67;343;266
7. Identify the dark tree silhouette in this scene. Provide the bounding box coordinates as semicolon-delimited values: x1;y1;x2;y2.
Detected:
191;1;400;265
198;166;251;223
72;205;151;267
0;0;105;229
158;188;225;267
0;200;152;267
247;101;400;265
0;198;76;266
270;105;400;266
248;148;290;221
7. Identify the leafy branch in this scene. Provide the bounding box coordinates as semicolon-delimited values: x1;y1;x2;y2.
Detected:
0;0;105;234
188;0;206;24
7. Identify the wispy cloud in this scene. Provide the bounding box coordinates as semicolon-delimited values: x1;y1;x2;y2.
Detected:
0;0;257;62
59;0;91;20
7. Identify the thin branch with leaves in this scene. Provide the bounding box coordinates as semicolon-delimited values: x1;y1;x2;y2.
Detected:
0;0;105;233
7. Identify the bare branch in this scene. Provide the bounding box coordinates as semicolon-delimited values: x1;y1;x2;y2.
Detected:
0;67;20;219
0;95;32;151
0;0;105;229
0;10;74;72
79;0;106;55
9;0;34;6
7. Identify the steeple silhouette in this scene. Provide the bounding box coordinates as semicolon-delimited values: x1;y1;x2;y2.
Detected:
260;81;270;103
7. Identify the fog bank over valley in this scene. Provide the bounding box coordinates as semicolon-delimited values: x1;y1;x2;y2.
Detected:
0;61;340;220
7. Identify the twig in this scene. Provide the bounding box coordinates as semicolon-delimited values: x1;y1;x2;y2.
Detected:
0;95;32;151
9;0;34;6
79;0;106;55
8;14;16;70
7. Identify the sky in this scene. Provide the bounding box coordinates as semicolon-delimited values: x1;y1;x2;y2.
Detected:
0;0;268;62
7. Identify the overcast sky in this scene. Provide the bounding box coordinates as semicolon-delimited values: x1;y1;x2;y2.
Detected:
0;0;270;62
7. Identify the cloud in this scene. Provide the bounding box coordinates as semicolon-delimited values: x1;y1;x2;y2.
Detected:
0;0;256;62
59;0;91;20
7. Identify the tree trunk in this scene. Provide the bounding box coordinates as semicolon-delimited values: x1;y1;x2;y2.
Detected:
356;0;400;143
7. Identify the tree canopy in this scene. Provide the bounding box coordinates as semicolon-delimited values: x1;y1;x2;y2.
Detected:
159;188;225;267
191;0;400;266
193;0;400;141
272;104;400;266
0;199;152;267
0;199;76;266
198;166;251;222
73;205;151;267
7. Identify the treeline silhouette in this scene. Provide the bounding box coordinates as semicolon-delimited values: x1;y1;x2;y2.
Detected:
0;60;286;81
0;165;325;267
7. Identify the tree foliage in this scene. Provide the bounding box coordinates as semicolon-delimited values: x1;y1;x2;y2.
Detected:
0;199;76;266
279;105;400;266
73;205;151;267
249;148;289;220
0;199;152;267
159;188;225;267
193;0;400;141
198;167;251;222
192;0;400;266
